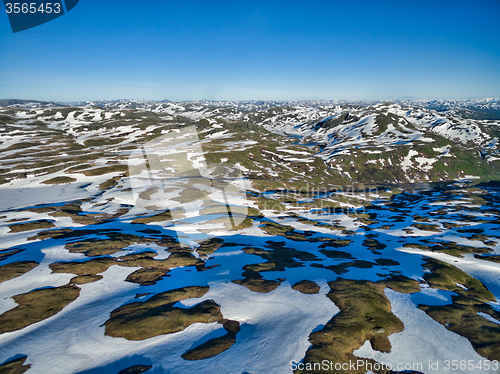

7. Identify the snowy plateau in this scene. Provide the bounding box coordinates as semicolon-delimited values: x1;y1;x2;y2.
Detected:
0;99;499;374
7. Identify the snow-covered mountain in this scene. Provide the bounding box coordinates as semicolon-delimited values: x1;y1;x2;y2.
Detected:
1;99;499;186
257;102;500;183
4;97;500;118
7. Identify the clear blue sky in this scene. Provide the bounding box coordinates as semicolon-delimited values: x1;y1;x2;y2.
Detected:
1;0;499;101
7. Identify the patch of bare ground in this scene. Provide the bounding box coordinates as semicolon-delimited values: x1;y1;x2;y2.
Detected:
240;241;318;274
23;201;129;226
79;164;128;177
50;251;205;286
196;237;224;256
98;176;121;190
419;259;500;361
232;277;283;293
259;221;318;241
30;228;180;255
296;276;420;374
403;240;493;257
131;210;172;224
117;365;152;374
0;285;80;334
474;254;500;263
292;280;320;294
182;319;241;360
0;355;30;374
0;261;38;283
411;223;442;232
69;274;103;285
104;286;222;340
8;219;55;233
40;176;77;185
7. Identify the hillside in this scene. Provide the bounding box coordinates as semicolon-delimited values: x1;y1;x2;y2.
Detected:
0;99;499;188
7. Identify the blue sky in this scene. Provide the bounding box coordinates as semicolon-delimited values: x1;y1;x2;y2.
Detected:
1;0;499;101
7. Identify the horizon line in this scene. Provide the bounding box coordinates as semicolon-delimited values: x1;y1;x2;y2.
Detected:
1;97;499;104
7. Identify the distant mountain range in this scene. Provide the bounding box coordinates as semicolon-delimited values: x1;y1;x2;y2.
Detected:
0;98;499;186
2;98;500;120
